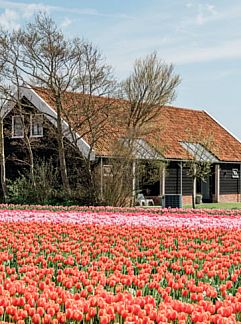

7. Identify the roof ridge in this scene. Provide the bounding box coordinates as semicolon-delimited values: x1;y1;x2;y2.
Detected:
164;105;204;113
34;87;205;112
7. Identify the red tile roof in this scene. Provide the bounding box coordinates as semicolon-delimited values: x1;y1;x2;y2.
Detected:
34;88;241;162
152;106;241;162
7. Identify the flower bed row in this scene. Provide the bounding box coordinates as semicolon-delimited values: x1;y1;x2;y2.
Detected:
0;210;241;323
1;203;241;217
1;209;241;228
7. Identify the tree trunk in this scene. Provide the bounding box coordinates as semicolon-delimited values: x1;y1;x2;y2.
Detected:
84;156;98;205
0;118;8;202
55;96;70;194
25;135;36;188
192;176;196;209
132;160;136;207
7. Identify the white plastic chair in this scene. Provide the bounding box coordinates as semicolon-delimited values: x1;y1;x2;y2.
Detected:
136;193;154;206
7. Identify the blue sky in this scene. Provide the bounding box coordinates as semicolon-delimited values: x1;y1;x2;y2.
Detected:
0;0;241;140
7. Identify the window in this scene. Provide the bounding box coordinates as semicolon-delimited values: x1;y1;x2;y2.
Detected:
103;165;113;177
232;169;239;179
12;115;24;138
31;114;43;137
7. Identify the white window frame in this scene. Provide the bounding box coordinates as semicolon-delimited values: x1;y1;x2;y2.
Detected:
12;115;24;139
30;114;44;138
232;169;239;179
103;164;113;177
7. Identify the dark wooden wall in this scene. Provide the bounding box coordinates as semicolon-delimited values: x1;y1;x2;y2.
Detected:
3;96;82;184
165;162;181;194
182;167;193;195
165;162;193;195
4;97;58;179
165;163;217;197
220;163;240;194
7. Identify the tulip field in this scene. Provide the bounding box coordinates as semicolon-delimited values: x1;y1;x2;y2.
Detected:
0;207;241;323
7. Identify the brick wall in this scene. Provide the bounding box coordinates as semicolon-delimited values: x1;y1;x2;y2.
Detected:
182;195;192;205
219;194;241;203
162;194;240;205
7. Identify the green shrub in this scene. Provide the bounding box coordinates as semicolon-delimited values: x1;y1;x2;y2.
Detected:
7;160;58;205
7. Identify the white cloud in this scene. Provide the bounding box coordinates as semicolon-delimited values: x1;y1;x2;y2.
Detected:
191;4;218;26
0;1;49;29
167;39;241;65
211;68;241;80
185;2;193;9
61;17;72;29
0;0;132;19
22;3;49;18
183;2;241;28
0;0;114;31
108;37;241;79
206;4;216;15
196;12;204;25
0;8;20;30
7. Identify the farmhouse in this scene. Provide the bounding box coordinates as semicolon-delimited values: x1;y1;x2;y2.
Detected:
2;86;241;206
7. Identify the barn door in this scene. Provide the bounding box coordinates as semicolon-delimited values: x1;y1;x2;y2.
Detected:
201;176;211;202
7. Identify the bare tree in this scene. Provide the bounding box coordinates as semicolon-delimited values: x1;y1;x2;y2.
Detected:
0;30;17;202
122;52;180;135
0;16;180;207
0;28;39;192
14;13;81;194
106;52;180;206
17;14;118;200
60;41;117;203
0;13;117;203
101;145;134;207
0;93;8;201
0;30;26;201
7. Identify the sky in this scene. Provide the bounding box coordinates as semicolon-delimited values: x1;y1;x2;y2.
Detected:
0;0;241;140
